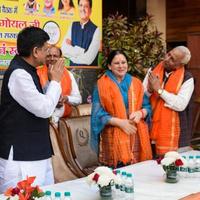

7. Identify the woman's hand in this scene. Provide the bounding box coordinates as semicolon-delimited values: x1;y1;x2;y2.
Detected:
119;119;137;135
129;111;142;123
129;109;146;123
108;118;137;135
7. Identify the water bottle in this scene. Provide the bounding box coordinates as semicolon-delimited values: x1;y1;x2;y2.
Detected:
54;192;62;200
188;156;195;178
125;173;134;200
179;156;187;178
63;192;71;200
113;170;121;199
115;170;121;190
44;191;52;200
118;171;127;199
120;171;127;192
195;155;200;178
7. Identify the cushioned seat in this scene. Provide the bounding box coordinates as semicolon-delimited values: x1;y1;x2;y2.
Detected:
58;112;99;177
50;104;99;180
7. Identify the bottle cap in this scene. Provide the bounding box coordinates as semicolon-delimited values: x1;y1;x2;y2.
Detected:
127;173;132;177
121;171;126;176
45;191;51;196
116;170;120;174
189;156;194;159
64;192;71;196
55;192;61;197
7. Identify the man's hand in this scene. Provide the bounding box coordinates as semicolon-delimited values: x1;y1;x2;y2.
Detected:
148;71;161;92
56;96;69;108
56;96;64;108
48;58;65;82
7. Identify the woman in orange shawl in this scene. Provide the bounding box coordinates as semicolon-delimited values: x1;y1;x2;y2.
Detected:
91;50;152;168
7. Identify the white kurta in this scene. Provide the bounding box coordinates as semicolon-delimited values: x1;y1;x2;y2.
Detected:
0;68;62;193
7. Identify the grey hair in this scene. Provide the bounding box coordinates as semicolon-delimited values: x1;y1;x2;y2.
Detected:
174;46;191;64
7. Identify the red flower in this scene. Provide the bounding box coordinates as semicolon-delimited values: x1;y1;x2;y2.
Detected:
12;187;20;195
175;159;183;166
92;173;100;183
4;176;44;200
156;156;164;164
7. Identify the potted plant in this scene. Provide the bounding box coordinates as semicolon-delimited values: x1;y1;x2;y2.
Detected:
103;13;165;79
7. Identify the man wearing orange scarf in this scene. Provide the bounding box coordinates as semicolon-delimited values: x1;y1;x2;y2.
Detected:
143;46;194;157
37;45;82;123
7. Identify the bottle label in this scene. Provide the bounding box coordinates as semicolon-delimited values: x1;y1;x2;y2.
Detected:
125;187;134;193
180;167;187;172
188;168;195;173
120;184;125;191
115;184;120;189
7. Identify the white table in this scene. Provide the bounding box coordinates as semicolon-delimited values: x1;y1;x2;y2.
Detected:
1;151;200;200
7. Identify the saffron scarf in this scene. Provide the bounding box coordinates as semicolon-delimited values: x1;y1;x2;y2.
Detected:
150;62;184;155
97;72;152;167
37;65;72;117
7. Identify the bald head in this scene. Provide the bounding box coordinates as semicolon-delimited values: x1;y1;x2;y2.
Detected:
163;46;191;71
173;46;191;64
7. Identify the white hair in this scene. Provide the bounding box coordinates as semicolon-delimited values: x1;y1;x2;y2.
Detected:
174;46;191;64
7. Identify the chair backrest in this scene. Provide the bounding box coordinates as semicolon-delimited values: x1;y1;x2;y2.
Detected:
58;104;99;176
49;122;78;182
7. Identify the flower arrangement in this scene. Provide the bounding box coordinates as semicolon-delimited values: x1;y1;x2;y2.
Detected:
4;176;44;200
86;166;121;188
158;151;187;171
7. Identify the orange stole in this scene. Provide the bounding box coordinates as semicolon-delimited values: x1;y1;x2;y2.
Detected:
150;62;184;155
37;65;72;117
129;78;152;162
97;74;152;167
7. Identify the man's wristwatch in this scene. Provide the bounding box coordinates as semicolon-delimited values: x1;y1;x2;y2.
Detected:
157;88;164;95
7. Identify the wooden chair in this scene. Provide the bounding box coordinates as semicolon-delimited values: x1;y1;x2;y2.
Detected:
48;104;98;179
49;122;78;182
58;104;99;177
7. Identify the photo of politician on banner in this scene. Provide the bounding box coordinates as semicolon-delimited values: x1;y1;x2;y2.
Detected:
0;0;102;103
0;0;102;71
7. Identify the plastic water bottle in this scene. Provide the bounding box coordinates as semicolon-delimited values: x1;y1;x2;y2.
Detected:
54;192;62;200
44;191;52;200
188;156;195;177
115;170;121;190
120;171;127;191
179;156;187;178
119;171;127;199
125;173;134;200
113;170;121;199
195;155;200;178
63;192;71;200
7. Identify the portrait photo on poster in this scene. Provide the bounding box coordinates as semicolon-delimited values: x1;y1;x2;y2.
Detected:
61;0;101;67
43;21;61;45
43;0;55;16
24;0;40;14
58;0;75;17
